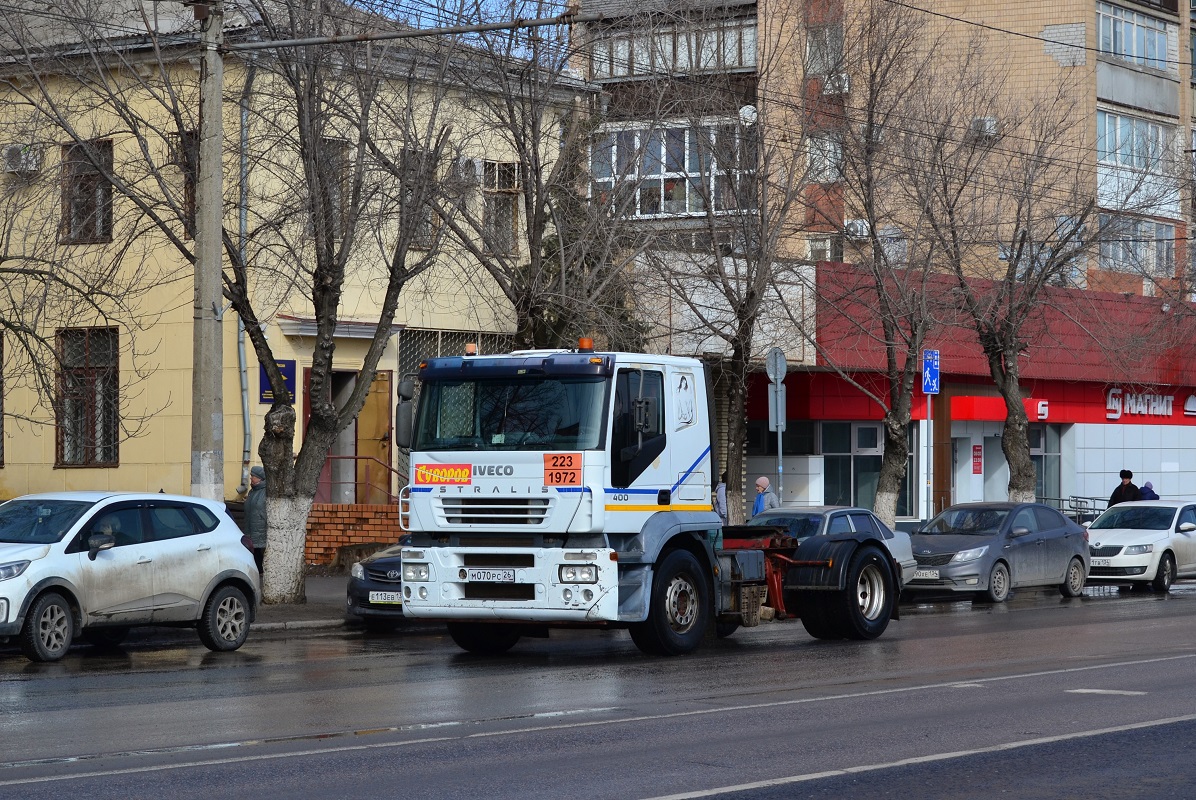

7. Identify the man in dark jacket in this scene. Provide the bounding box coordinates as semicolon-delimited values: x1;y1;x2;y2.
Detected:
245;465;268;572
1108;469;1141;507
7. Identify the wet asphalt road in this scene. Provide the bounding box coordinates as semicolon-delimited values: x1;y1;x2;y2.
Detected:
1;584;1195;799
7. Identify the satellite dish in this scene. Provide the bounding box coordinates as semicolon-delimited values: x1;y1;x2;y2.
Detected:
738;105;758;126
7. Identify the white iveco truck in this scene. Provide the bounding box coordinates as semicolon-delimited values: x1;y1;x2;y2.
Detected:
394;340;901;656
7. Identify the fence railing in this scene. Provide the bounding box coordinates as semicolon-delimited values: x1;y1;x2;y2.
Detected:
315;455;408;505
1039;495;1108;523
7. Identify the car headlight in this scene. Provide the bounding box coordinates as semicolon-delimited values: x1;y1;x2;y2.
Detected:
403;563;431;582
1123;544;1154;556
559;564;598;583
951;546;989;563
350;562;365;580
0;560;29;581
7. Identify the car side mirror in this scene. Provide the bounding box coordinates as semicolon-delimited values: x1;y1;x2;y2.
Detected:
88;532;115;561
1010;526;1031;537
1179;522;1196;533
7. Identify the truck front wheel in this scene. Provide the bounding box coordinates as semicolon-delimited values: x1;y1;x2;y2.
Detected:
629;549;711;656
447;622;521;655
809;545;894;640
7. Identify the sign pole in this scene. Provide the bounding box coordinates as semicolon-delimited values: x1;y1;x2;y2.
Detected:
765;348;786;501
922;349;941;522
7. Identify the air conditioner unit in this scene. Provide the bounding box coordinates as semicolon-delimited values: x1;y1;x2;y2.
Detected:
970;116;999;140
453;156;482;185
822;73;850;96
2;144;41;175
843;219;870;240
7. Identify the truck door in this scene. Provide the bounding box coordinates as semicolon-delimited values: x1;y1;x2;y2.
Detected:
610;367;668;496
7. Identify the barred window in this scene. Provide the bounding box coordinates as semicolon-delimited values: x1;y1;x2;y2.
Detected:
61;140;113;244
482;161;521;256
56;327;119;467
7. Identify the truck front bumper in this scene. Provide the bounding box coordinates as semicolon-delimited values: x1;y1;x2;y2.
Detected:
399;546;621;623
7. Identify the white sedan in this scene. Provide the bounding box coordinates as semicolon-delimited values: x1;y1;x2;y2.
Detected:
1085;501;1196;592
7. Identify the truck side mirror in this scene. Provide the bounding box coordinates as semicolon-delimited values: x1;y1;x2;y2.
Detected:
396;400;413;450
398;379;415;401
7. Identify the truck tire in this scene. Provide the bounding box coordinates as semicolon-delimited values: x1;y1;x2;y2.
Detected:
629;549;711;656
447;622;521;655
818;545;895;640
795;591;839;640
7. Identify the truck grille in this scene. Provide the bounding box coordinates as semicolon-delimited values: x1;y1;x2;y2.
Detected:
437;497;551;525
1089;545;1122;557
915;553;955;567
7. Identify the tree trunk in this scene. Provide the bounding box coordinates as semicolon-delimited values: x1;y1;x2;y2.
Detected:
261;494;316;602
874;411;909;527
989;351;1036;502
724;353;749;525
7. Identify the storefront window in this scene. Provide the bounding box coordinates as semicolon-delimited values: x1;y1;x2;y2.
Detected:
822;422;915;514
1030;424;1062;503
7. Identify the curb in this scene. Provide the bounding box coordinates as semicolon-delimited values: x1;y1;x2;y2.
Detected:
255;619;347;632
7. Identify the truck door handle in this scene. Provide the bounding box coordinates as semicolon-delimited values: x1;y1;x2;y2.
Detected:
657;490;671;506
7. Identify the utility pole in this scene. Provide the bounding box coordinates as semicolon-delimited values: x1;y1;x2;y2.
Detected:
192;0;225;500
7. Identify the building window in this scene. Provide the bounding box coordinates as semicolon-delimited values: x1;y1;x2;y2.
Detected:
808;135;843;183
319;137;352;241
400;148;438;250
806;23;844;76
589;19;757;79
807;235;843;263
1099;213;1175;276
590;123;756;218
1029;424;1062;502
56;327;119;467
1097;110;1172;172
170;131;198;238
1096;2;1170;71
61;140;113;243
822;421;916;516
482;160;520;256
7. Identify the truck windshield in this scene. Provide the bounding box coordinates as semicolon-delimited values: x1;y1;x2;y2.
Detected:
413;377;607;451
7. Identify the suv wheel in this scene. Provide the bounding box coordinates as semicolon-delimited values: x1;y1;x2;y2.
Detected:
19;592;74;662
197;584;251;652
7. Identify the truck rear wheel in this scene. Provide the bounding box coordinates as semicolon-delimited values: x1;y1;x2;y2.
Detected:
629;549;711;656
805;545;894;640
447;622;521;655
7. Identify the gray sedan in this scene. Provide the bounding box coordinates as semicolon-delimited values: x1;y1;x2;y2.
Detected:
905;502;1089;602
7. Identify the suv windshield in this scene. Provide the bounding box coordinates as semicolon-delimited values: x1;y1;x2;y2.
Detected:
414;377;607;451
923;507;1009;535
0;499;93;544
1090;505;1175;531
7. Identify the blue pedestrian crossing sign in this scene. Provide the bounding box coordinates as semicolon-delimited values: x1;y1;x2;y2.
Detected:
922;349;940;395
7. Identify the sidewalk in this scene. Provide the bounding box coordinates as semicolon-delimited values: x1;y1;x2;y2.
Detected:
254;575;353;633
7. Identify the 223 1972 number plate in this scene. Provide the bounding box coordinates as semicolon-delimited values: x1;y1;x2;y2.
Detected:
543;453;582;486
466;568;516;583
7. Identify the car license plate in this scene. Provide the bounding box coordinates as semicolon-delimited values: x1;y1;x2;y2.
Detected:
368;591;402;604
1091;558;1111;567
466;568;516;583
913;569;939;580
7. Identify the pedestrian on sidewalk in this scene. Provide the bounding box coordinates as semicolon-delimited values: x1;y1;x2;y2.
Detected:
752;476;779;518
715;472;728;524
1108;469;1140;508
246;465;268;573
1140;481;1160;500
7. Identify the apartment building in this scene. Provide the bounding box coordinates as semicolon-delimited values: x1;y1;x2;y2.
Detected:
582;0;1196;517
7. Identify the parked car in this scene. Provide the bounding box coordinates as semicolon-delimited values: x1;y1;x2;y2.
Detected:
905;502;1089;602
745;506;918;585
0;492;259;662
346;536;409;631
1084;501;1196;592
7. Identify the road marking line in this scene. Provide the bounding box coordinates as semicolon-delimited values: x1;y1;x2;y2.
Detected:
638;713;1196;800
1067;689;1148;696
0;653;1191;785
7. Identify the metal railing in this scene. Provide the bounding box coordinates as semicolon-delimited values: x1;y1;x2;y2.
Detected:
315;455;408;505
1039;495;1108;523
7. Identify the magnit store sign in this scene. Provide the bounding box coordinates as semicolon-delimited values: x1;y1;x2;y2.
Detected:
1106;387;1189;420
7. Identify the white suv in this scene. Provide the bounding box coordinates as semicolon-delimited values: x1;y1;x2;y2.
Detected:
0;492;260;662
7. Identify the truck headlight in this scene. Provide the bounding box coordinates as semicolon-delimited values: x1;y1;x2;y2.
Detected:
0;560;29;581
951;546;988;563
350;562;365;580
559;564;598;583
403;563;431;581
1123;544;1154;555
